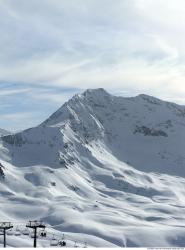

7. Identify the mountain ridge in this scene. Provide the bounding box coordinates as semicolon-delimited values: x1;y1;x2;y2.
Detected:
2;88;185;176
1;88;185;247
41;89;185;127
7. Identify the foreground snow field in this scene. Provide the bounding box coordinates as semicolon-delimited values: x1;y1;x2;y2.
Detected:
1;88;185;247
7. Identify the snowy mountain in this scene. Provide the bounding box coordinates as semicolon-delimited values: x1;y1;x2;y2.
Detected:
1;88;185;247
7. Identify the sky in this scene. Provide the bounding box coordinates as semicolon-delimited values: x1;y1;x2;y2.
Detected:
1;0;185;131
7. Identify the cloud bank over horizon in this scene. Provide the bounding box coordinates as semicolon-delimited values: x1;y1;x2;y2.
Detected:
1;0;185;130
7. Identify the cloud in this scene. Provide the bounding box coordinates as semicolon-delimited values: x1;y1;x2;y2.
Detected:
1;0;185;130
0;112;42;131
0;83;80;131
27;86;78;104
0;1;184;93
0;87;31;96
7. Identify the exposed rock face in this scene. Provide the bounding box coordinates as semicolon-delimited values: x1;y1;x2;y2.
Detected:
134;125;168;137
0;163;5;179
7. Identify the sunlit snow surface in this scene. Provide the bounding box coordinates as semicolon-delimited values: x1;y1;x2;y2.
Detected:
1;89;185;247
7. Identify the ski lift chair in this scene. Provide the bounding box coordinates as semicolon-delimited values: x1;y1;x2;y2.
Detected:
61;233;65;240
59;240;66;247
74;241;78;248
58;233;66;247
22;228;30;235
14;230;21;236
14;227;21;236
7;229;14;236
50;235;59;247
40;229;47;237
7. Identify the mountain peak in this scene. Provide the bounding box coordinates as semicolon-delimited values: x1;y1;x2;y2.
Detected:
42;88;112;127
72;88;111;102
79;88;112;103
82;88;110;96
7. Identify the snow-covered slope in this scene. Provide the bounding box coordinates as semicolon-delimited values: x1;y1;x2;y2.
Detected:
2;88;185;176
0;128;10;136
1;88;185;247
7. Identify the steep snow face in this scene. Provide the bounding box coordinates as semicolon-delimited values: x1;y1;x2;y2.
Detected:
1;88;185;247
2;88;185;176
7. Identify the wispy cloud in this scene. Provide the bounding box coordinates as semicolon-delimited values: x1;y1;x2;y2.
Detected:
0;112;42;131
0;83;80;131
1;0;185;130
0;87;31;96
